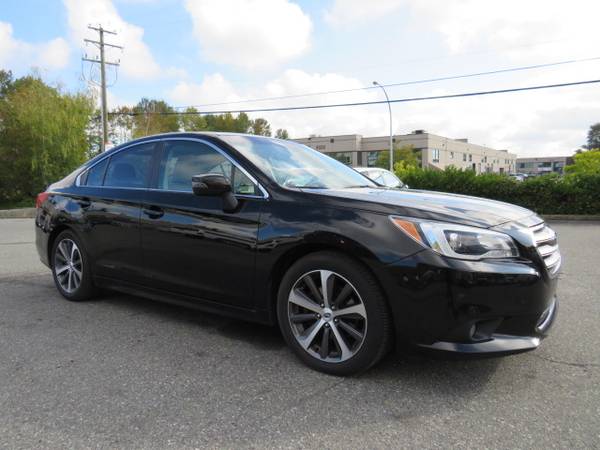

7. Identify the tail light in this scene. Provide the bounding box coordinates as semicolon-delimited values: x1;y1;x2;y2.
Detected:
36;192;50;208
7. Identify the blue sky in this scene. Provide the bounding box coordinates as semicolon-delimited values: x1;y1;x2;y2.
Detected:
1;0;600;156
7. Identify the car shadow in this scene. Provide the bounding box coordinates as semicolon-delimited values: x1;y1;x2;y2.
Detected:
100;291;502;386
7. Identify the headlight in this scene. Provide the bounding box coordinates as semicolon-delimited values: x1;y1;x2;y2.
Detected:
390;217;519;260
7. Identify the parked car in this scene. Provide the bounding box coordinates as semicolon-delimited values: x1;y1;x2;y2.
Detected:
355;166;407;188
35;133;560;375
509;173;528;182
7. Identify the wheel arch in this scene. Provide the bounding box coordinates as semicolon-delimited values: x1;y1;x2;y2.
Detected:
266;237;394;337
47;223;77;267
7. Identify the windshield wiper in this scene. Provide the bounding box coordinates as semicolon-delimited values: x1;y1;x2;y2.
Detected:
294;185;328;189
345;185;371;188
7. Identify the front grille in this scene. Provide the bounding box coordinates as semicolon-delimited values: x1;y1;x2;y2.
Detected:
531;223;561;275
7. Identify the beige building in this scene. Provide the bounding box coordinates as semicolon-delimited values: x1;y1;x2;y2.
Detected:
293;130;517;174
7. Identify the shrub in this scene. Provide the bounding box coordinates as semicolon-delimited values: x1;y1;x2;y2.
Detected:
396;167;600;215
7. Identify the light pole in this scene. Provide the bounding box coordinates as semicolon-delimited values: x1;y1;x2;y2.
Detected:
373;81;393;171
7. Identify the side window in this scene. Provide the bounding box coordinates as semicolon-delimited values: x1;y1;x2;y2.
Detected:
104;143;155;188
158;141;259;195
84;158;109;186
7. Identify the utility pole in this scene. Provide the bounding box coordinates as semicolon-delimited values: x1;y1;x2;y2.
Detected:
82;25;122;152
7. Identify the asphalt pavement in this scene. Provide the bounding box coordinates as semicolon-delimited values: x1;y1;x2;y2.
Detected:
0;219;599;449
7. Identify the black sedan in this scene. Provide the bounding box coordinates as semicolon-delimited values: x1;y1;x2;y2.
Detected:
35;133;560;375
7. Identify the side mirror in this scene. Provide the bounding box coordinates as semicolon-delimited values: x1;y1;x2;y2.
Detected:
192;174;239;212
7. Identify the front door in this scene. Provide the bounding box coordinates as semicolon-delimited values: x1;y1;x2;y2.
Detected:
140;139;264;309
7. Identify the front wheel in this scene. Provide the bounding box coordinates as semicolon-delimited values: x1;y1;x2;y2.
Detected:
51;230;96;301
277;252;393;375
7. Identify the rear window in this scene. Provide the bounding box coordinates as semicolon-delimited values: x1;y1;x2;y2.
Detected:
103;143;155;188
84;158;108;186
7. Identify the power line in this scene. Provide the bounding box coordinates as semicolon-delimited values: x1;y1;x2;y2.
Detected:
82;25;123;152
173;55;600;110
113;78;600;117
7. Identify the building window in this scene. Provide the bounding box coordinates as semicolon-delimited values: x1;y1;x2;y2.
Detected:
330;152;352;165
450;151;454;159
463;153;467;162
366;151;381;167
432;149;440;162
330;138;335;143
316;144;326;151
468;154;472;162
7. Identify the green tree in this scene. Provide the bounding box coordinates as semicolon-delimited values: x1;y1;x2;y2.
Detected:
375;144;420;169
587;123;600;149
233;112;252;133
250;118;272;136
0;74;94;203
179;107;207;132
0;69;13;96
565;149;600;175
275;128;289;139
131;98;179;138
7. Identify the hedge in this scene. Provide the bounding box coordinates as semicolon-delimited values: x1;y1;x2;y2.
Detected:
395;166;600;215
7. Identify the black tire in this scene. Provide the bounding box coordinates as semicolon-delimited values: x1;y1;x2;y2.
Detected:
277;251;393;375
51;230;97;302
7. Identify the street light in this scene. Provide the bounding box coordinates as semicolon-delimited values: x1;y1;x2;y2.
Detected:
373;81;393;171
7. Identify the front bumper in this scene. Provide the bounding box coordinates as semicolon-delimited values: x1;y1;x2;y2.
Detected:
377;248;559;355
418;297;557;354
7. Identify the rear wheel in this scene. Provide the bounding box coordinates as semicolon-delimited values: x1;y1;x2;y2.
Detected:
277;251;392;375
51;230;96;301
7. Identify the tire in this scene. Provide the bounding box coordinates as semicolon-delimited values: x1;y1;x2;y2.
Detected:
277;251;393;375
51;230;97;302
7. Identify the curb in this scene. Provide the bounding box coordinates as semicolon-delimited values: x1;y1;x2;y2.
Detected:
0;208;36;219
542;215;600;221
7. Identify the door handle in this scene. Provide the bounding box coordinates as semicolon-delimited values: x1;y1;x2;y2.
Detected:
143;206;164;219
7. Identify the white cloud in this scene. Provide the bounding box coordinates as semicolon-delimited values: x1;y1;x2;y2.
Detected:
184;0;312;70
324;0;405;26
166;69;390;138
168;74;241;106
0;21;70;71
63;0;183;80
166;64;600;157
410;0;600;59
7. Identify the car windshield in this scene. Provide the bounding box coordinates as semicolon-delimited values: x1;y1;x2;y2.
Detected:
219;135;376;189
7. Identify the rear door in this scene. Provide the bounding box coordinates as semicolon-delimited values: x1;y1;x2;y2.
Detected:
139;138;264;309
77;141;158;283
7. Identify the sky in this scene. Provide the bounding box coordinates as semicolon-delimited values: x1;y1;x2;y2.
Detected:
1;0;599;157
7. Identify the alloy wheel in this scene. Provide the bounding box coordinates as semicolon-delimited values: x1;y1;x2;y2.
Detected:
287;270;367;363
54;238;83;294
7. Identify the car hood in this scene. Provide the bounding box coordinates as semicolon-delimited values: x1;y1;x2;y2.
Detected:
306;187;538;228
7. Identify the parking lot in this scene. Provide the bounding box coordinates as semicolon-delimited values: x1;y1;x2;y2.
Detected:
0;218;598;449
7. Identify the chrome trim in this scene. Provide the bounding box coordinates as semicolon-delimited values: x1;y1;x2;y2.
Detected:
75;139;163;187
146;187;265;200
529;222;561;275
75;137;269;199
536;298;557;333
538;243;559;257
543;251;561;268
419;334;540;353
532;224;556;243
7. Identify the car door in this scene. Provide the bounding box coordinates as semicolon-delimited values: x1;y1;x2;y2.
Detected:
139;138;264;309
76;141;158;283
